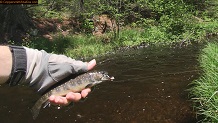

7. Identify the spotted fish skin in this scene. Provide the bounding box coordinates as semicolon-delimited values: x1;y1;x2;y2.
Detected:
31;71;113;119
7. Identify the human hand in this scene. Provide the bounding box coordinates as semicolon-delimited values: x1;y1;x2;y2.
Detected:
23;47;96;106
24;47;96;93
49;88;91;106
48;59;96;106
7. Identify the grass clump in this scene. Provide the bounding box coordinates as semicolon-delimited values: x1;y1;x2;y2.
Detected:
64;35;113;59
24;34;113;59
189;42;218;122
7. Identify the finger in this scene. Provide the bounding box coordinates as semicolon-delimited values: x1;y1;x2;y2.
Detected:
81;88;91;98
49;95;69;106
66;92;82;102
49;95;56;102
87;59;96;70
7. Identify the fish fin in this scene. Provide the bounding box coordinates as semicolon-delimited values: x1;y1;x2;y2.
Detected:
85;83;93;88
43;100;50;108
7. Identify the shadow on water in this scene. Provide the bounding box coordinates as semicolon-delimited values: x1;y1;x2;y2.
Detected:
0;45;201;123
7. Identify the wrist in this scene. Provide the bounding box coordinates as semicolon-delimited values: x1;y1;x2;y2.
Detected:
7;46;27;86
0;46;12;84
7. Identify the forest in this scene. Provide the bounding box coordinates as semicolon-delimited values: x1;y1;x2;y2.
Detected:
0;0;218;58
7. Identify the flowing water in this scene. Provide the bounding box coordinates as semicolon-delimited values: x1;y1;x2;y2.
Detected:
0;45;201;123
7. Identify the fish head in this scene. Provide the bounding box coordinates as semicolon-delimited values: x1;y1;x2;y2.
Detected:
86;71;114;88
94;71;114;81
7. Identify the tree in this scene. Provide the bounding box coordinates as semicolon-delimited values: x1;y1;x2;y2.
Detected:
0;5;33;43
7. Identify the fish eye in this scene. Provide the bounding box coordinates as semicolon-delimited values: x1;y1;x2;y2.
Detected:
99;71;108;75
103;74;109;78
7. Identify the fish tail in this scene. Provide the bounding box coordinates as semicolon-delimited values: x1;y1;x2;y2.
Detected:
31;93;50;119
31;104;41;120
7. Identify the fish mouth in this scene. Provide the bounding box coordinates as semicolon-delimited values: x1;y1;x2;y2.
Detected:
110;76;115;81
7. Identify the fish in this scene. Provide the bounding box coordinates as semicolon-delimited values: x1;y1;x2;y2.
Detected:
31;71;114;119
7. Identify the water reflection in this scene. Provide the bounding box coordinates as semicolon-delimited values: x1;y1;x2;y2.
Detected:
0;45;200;123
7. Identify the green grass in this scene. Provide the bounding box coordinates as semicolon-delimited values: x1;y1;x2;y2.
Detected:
24;34;114;59
189;42;218;122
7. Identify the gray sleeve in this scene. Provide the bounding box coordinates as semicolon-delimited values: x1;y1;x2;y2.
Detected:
23;47;88;94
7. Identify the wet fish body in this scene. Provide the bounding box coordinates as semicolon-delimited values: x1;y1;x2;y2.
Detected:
31;71;114;119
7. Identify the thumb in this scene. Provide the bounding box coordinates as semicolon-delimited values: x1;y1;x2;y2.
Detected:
87;59;96;70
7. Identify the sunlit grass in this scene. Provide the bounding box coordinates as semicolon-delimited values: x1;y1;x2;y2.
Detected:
65;42;112;59
25;34;114;59
189;42;218;122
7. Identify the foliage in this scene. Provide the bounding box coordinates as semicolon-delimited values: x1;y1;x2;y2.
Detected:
16;0;217;59
0;5;33;35
23;35;72;54
189;42;218;122
1;0;218;55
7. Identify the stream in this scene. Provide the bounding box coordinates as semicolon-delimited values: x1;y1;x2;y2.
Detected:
0;44;201;123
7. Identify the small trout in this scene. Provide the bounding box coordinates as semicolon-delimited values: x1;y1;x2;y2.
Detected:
31;71;114;119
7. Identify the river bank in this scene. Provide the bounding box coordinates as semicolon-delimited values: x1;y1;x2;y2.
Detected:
23;24;218;60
